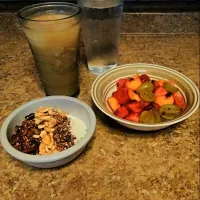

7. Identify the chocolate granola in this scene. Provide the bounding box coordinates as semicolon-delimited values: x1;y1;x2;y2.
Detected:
10;107;76;155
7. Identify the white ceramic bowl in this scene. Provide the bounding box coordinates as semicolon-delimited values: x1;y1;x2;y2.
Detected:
0;96;96;168
92;63;199;131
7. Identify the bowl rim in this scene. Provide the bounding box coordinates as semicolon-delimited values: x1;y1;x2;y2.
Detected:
0;96;96;163
92;63;199;128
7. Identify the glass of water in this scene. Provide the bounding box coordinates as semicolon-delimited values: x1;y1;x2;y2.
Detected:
78;0;123;75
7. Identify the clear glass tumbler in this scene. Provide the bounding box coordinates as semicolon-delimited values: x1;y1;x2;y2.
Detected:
78;0;123;75
18;2;82;96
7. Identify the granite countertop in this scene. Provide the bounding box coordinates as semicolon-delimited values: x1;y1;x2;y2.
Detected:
0;12;199;200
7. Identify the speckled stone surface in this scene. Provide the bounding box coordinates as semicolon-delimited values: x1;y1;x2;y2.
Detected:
121;12;200;34
0;12;199;200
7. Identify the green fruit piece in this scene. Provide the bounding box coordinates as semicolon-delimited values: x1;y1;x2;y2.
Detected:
152;108;162;123
163;82;178;93
159;104;181;120
140;89;155;102
139;111;155;123
137;81;155;93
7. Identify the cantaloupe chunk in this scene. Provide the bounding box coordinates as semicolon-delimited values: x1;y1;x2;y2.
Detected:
128;89;141;101
107;97;120;112
126;78;142;91
155;95;174;106
131;74;140;79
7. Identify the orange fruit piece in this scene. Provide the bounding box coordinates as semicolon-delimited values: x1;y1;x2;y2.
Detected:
155;95;174;106
128;89;141;101
107;97;120;112
126;77;142;91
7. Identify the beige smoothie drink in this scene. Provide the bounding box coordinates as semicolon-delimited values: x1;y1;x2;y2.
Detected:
18;3;81;96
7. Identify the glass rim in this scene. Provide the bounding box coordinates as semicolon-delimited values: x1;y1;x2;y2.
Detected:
17;2;82;22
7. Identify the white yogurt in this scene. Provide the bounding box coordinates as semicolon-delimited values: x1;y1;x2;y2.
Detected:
68;115;87;143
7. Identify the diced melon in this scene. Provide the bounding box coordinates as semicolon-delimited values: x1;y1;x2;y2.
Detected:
107;97;120;112
126;78;142;91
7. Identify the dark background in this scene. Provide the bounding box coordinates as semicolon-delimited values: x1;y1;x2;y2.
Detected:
0;0;199;12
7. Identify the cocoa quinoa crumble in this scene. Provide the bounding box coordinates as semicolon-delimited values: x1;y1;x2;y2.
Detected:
10;107;76;155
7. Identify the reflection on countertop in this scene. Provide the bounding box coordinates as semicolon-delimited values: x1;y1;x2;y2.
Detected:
0;12;199;200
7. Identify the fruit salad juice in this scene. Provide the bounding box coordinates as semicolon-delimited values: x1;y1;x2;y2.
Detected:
21;12;81;96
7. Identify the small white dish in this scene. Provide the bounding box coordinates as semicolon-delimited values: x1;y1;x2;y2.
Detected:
0;96;96;168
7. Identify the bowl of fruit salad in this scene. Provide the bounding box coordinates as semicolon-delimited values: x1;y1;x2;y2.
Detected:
92;63;199;131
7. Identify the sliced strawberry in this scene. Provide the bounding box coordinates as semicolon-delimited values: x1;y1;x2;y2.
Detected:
125;113;140;122
139;74;151;83
114;106;129;118
126;101;145;113
116;78;127;88
112;88;131;105
173;91;187;110
154;87;167;97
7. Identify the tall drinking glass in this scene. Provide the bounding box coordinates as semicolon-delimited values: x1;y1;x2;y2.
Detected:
18;3;82;96
78;0;123;75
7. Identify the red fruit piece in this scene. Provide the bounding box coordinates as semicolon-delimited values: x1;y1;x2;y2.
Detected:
114;106;129;118
153;80;165;88
142;101;150;107
152;102;160;110
173;91;187;110
143;102;154;111
127;101;145;113
154;87;168;97
125;113;140;122
153;80;159;88
117;78;127;88
112;88;131;105
139;74;151;83
143;102;160;111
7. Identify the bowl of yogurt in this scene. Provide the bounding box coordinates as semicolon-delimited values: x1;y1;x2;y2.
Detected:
0;96;96;168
